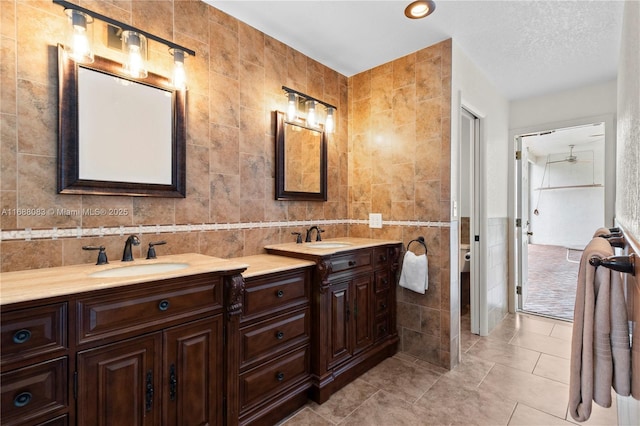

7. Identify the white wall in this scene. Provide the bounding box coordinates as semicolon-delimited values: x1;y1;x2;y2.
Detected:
451;41;510;335
527;142;605;249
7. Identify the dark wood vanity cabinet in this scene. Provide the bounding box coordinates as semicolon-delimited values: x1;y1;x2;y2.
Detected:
0;303;70;426
238;267;313;425
265;243;402;404
1;269;245;426
75;275;226;426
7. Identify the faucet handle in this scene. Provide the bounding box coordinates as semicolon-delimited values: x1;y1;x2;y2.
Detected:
316;228;324;241
291;232;302;244
147;241;167;259
83;245;109;265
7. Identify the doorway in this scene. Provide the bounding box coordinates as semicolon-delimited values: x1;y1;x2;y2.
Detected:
460;107;480;334
515;122;606;320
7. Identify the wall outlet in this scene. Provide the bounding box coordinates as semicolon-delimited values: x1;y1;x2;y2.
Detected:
369;213;383;228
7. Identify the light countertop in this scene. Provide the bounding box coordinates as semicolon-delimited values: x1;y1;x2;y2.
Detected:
231;254;316;279
0;253;249;306
264;237;402;255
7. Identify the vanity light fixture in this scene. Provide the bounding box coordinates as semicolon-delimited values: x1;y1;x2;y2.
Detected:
404;0;436;19
282;86;337;133
53;0;195;88
122;30;148;79
64;9;94;64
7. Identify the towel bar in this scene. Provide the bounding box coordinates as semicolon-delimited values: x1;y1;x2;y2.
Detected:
599;234;626;248
589;254;636;275
407;236;427;254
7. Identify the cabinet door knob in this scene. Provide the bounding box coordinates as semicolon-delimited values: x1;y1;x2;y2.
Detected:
276;372;285;381
379;255;387;262
276;331;284;340
276;289;284;298
158;300;170;311
13;329;32;344
13;391;32;408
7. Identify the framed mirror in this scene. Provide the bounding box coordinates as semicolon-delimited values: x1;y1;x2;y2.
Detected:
275;111;327;201
57;45;186;197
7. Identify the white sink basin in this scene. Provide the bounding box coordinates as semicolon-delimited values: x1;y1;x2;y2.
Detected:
307;242;352;249
89;263;190;278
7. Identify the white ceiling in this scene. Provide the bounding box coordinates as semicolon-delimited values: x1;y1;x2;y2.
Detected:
523;121;605;159
208;0;624;100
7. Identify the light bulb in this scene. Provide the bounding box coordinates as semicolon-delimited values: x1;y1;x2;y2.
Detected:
172;49;187;90
325;107;335;133
287;92;297;120
65;9;94;63
307;100;316;127
122;31;148;79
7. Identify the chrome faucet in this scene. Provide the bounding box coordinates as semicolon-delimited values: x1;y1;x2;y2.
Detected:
305;226;324;242
122;235;141;261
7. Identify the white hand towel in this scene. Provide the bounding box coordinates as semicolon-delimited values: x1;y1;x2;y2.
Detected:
399;251;428;294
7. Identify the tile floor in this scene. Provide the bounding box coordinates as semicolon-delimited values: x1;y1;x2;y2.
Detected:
279;313;619;425
524;244;581;321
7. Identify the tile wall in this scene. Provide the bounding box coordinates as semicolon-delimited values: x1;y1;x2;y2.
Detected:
0;1;457;369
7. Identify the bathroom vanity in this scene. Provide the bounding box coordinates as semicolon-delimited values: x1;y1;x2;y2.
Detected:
264;238;402;403
1;239;402;425
0;254;248;426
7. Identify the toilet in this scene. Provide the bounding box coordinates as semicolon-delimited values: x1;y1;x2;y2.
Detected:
459;244;470;273
460;244;471;315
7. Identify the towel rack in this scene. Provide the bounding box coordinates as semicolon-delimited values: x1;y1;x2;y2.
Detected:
599;234;626;248
407;236;428;254
589;253;636;275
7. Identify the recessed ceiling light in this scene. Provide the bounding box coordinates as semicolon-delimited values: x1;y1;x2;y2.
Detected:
404;1;436;19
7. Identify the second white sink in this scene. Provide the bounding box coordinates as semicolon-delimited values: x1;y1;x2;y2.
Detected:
89;262;190;278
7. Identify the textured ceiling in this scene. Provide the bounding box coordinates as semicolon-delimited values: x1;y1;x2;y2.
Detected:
209;0;624;100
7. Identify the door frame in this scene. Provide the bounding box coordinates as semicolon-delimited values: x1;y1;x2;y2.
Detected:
507;114;616;313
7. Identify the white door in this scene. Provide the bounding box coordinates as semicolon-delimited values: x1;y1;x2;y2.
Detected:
515;137;530;310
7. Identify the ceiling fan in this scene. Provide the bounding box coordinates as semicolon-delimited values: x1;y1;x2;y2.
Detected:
546;145;592;164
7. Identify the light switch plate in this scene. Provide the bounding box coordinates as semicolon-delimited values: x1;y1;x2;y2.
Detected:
369;213;382;228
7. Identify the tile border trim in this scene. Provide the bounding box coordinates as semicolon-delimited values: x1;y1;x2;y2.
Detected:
1;220;451;241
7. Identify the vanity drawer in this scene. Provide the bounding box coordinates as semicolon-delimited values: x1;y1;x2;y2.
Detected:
242;270;309;319
375;290;390;316
374;270;391;291
1;303;67;368
239;346;309;410
374;247;391;268
76;275;221;345
329;250;372;274
375;316;390;341
0;357;67;426
240;309;310;368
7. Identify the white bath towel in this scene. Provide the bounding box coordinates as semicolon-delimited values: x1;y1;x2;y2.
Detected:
399;250;428;294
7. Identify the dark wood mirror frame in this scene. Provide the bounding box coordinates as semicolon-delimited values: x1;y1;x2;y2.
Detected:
275;111;327;201
57;45;186;197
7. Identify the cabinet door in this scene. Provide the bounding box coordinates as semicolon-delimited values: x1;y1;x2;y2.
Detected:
77;334;162;426
352;274;373;354
327;281;350;368
163;316;223;426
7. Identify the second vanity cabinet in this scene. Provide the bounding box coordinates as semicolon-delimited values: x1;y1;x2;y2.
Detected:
265;240;402;403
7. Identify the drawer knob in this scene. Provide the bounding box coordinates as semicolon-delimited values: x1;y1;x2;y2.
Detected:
382;278;388;285
380;303;387;309
276;331;284;340
158;300;170;311
276;372;285;382
14;391;32;408
379;255;387;262
348;260;357;266
13;329;32;344
276;289;284;298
